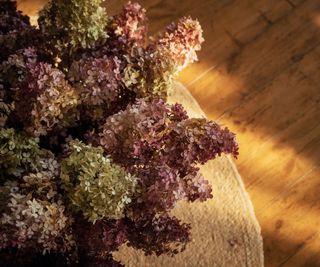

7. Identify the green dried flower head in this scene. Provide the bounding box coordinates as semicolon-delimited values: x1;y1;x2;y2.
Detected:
0;128;41;179
60;140;137;223
0;128;61;182
38;0;109;53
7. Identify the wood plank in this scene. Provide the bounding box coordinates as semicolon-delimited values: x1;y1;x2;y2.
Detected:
220;46;320;176
259;168;320;266
287;0;306;7
181;0;320;117
213;54;320;213
253;0;293;23
281;232;320;267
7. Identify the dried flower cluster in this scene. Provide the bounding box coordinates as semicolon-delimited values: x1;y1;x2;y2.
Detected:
100;98;238;217
0;1;238;267
0;128;41;179
0;1;43;62
38;0;108;54
61;140;137;223
17;61;79;136
0;137;74;256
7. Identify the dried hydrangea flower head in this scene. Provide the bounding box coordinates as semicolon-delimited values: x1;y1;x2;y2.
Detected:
125;215;191;256
60;140;137;223
0;47;38;93
15;61;79;136
121;16;204;99
0;0;43;63
99;98;238;215
0;48;79;136
38;0;109;54
154;16;204;71
111;1;148;47
0;180;75;255
0;150;75;255
0;128;42;179
68;55;122;122
74;218;127;267
0;48;36;127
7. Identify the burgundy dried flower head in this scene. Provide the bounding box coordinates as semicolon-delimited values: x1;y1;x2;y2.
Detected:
110;1;147;47
0;48;39;127
125;215;191;256
99;97;238;215
0;47;38;92
74;217;126;267
76;218;127;255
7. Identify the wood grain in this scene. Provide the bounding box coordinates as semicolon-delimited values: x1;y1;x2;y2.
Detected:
16;1;320;266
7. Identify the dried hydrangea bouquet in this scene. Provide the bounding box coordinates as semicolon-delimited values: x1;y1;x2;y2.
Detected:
0;1;239;266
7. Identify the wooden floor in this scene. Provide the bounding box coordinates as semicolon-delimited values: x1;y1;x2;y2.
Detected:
17;0;320;266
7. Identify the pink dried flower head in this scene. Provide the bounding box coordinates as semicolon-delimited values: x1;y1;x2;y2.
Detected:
111;1;147;47
120;17;203;99
154;16;204;71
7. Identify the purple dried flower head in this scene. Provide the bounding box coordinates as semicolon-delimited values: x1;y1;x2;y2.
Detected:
99;98;238;214
0;47;51;128
99;98;186;162
0;47;38;92
76;218;127;255
0;1;44;62
0;48;39;121
182;170;213;202
15;62;79;136
74;217;126;267
126;215;191;256
111;1;147;47
69;55;122;121
170;103;189;120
